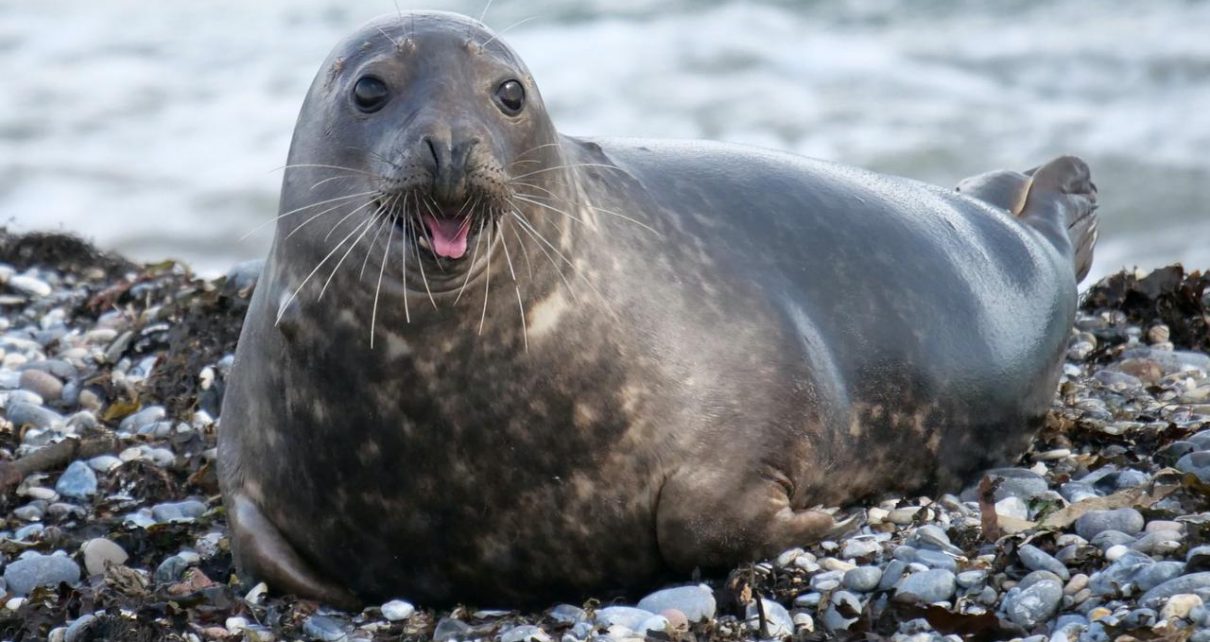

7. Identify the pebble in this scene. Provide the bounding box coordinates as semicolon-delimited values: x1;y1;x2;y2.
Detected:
746;598;794;638
1003;578;1064;629
823;590;863;632
1019;544;1071;580
844;566;883;592
118;405;166;434
432;618;471;642
18;368;63;400
7;400;64;430
502;624;551;642
595;606;654;630
381;599;415;621
54;460;98;499
547;604;585;625
8;274;52;297
3;553;81;595
301;614;348;641
81;538;128;576
894;569;956;604
151;499;207;522
1140;572;1210;606
636;584;715;622
1161;593;1203;621
1177;451;1210;482
996;496;1030;520
86;454;121;473
1076;509;1145;540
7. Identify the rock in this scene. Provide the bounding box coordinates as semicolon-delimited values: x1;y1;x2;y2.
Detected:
301;614;348;641
844;566;883;592
1003;578;1063;629
879;559;909;591
3;553;81;595
18;369;63;401
595;607;654;630
1075;508;1144;540
8;274;52;297
913;549;958;572
433;618;471;642
1177;451;1210;482
118;405;166;434
154;554;195;584
1141;573;1210;607
956;570;988;588
894;569;956;604
54;460;97;499
636;584;715;622
1135;562;1187;591
746;599;793;639
81;538;128;576
810;570;844;591
995;496;1030;520
502;625;551;642
381;599;415;622
982;468;1049;501
6;401;64;430
1161;593;1203;621
64;614;98;642
86;455;121;473
151;499;208;522
548;604;585;625
840;538;881;559
1019;544;1070;580
822;590;862;632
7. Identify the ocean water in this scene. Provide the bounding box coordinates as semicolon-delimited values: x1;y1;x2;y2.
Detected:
2;0;1208;281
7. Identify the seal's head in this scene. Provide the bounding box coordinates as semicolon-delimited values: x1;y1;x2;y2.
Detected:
276;11;564;294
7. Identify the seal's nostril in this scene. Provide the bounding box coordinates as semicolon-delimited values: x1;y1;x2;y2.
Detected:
424;136;440;169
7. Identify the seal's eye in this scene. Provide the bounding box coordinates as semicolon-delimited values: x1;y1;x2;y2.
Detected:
494;80;525;116
352;76;390;113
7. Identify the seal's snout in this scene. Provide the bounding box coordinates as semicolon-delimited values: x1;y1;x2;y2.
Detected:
418;133;482;204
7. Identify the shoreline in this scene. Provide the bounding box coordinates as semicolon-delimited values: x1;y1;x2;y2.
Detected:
0;229;1208;641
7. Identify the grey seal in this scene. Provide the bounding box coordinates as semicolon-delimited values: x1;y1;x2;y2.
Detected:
218;11;1098;607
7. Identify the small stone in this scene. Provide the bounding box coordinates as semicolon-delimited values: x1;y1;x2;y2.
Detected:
118;405;166;434
548;604;585;625
1089;530;1137;550
660;608;688;632
792;612;815;632
151;499;207;522
7;401;64;430
1104;544;1130;561
1161;593;1202;621
432;618;471;642
1018;544;1070;580
894;569;956;604
636;584;715;622
879;559;909;591
81;538;128;576
1146;520;1184;534
381;599;415;622
1003;578;1063;629
956;570;988;588
1187;545;1210;571
1140;573;1210;607
86;455;121;473
595;607;654;630
502;625;551;642
746;599;793;638
3;553;81;595
18;369;63;401
54;460;97;499
154;554;194;584
8;274;52;297
995;496;1029;520
302;614;348;641
844;566;883;592
1132;530;1183;555
64;614;97;642
1076;509;1144;540
776;547;805;567
841;538;881;559
822;590;862;632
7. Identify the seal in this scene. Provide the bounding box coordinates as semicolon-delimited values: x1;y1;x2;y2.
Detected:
218;11;1098;607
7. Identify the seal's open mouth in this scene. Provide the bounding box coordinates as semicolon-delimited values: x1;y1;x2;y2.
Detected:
419;213;472;259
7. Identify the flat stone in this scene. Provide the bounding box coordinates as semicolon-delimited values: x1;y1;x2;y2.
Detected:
501;624;551;642
1019;544;1070;580
636;584;715;622
381;599;415;622
547;604;585;625
1076;508;1144;540
1141;573;1210;607
843;566;882;592
301;614;347;641
1162;593;1203;621
18;369;63;401
3;553;81;595
822;590;862;632
894;569;956;604
746;599;793;638
595;607;654;630
54;460;97;499
81;538;128;576
151;499;207;522
1003;578;1063;629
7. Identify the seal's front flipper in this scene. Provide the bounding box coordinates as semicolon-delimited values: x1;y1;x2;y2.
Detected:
228;493;359;609
956;170;1032;216
1018;155;1099;283
655;468;845;572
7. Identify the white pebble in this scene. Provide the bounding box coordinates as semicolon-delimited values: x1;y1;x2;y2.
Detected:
382;599;416;621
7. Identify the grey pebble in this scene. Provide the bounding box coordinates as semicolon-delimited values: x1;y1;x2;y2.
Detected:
894;569;956;604
15;523;44;540
746;598;793;638
956;570;988;588
81;538;128;576
1089;530;1138;550
302;614;348;641
635;584;715;622
64;614;98;642
1135;561;1186;591
844;566;883;592
501;625;550;642
823;590;863;632
151;499;207;523
841;538;881;559
811;569;844;592
1177;451;1210;483
913;549;957;572
154;554;194;584
879;559;909;591
55;460;97;499
13;501;45;521
595;607;654;630
432;618;471;642
1076;508;1144;539
1188;545;1210;571
1140;572;1210;607
18;369;63;401
1003;578;1063;629
7;401;64;430
3;552;81;595
118;405;166;433
982;468;1049;501
1019;544;1071;580
547;604;585;625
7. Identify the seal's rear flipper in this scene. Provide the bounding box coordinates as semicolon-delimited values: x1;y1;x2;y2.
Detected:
228;494;360;610
956;170;1031;216
1018;155;1099;283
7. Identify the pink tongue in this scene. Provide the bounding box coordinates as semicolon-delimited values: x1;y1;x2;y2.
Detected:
422;214;470;259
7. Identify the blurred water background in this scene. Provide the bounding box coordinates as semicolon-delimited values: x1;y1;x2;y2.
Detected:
2;0;1208;281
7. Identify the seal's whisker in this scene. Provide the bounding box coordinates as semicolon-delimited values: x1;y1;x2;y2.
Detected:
370;210;397;348
419;195;447;274
481;16;537;49
479;0;494;22
454;214;487;305
277;163;381;177
275;216;376;325
411;208;438;310
377;26;403;50
310;174;362;191
359;211;393;279
498;217;529;352
512;194;589;227
510;207;616;314
242;191;375;240
510;142;562;165
509;211;579;303
314;198;377;242
509;220;534;280
318;201;390;301
510;163;626;181
398;194;412;323
479;222;495;336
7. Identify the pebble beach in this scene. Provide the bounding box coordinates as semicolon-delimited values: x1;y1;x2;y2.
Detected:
1;229;1209;642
